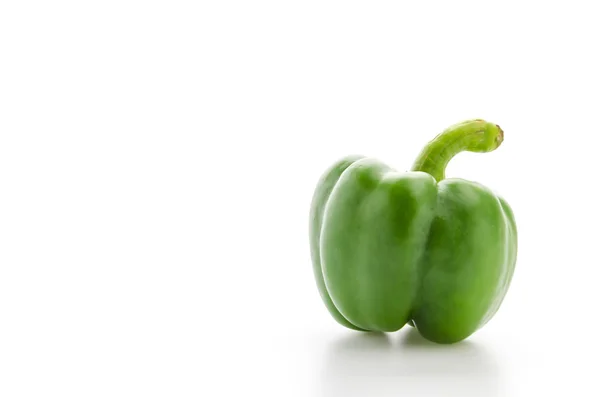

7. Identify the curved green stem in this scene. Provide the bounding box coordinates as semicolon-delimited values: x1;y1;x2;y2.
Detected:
411;119;504;182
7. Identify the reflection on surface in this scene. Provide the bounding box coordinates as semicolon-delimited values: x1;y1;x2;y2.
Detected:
319;328;502;397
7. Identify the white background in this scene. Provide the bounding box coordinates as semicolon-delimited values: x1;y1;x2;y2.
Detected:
1;1;599;396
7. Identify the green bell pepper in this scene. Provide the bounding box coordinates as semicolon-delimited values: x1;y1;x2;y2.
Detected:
309;119;517;344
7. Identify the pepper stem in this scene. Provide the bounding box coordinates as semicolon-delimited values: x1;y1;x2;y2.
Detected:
410;119;504;182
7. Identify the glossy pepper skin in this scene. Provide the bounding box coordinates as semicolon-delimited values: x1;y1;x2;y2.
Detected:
309;119;517;344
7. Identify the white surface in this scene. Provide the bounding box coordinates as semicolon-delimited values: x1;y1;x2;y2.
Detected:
1;1;599;396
